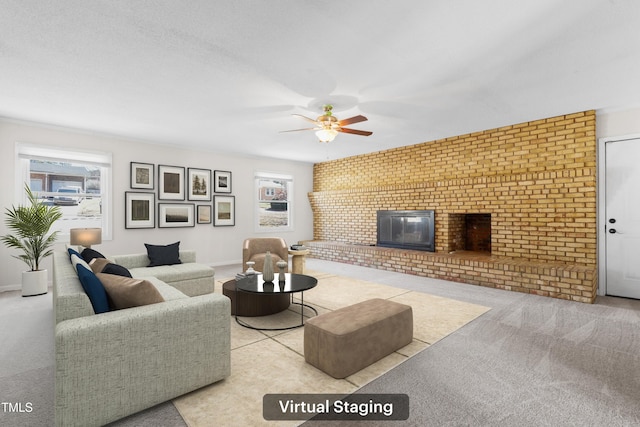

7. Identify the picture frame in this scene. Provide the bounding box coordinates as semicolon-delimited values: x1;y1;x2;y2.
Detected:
197;204;212;224
130;162;154;189
158;203;195;228
158;165;185;200
214;195;235;226
214;170;232;193
188;168;212;201
125;192;155;229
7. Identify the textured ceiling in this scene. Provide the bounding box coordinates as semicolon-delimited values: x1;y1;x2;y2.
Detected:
1;0;639;163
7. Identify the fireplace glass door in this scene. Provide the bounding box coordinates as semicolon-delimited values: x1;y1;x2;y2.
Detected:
377;210;435;252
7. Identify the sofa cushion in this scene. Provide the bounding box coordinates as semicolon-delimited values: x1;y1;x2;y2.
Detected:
128;263;213;284
81;248;106;264
145;242;182;267
89;258;133;278
110;251;197;269
96;273;165;309
110;253;150;270
76;264;110;314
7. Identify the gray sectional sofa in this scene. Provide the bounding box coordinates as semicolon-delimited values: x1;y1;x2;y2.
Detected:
52;249;230;427
111;250;215;297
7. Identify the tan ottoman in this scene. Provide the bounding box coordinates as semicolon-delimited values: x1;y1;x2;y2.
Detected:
304;298;413;379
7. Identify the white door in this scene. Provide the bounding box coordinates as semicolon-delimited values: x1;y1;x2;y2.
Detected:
606;138;640;299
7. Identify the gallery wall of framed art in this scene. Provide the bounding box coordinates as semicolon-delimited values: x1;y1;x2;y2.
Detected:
127;162;234;228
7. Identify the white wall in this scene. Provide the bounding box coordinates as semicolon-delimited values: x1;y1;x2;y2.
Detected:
596;106;640;139
0;119;314;289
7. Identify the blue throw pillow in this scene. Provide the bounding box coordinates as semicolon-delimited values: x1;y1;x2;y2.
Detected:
76;264;110;314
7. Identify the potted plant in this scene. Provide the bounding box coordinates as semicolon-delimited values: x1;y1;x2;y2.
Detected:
1;185;63;296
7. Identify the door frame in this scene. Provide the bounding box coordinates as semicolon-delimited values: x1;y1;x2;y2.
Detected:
597;133;640;296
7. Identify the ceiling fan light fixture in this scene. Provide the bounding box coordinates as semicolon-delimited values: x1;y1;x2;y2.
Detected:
316;128;338;142
283;104;371;142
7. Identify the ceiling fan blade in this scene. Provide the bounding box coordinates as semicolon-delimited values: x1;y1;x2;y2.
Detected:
337;115;368;126
338;127;373;136
280;127;318;133
292;114;319;125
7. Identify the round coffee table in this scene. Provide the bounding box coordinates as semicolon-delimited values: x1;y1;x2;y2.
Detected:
234;273;318;330
222;280;290;317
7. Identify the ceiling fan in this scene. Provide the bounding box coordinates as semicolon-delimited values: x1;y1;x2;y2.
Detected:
281;105;372;142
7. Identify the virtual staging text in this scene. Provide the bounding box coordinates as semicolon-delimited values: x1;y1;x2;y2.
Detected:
263;394;409;421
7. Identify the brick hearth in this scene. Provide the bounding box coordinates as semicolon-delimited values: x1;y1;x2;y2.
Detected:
302;241;597;303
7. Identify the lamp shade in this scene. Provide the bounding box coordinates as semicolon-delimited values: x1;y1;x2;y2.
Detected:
315;128;338;142
70;228;102;248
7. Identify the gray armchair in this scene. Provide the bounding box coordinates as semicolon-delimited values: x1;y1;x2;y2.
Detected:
242;238;288;273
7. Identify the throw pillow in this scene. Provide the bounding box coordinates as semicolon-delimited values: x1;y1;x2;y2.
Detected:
90;258;133;278
67;247;82;260
76;264;110;314
71;254;91;272
145;241;182;267
102;263;133;278
89;258;111;274
81;248;106;264
96;273;165;310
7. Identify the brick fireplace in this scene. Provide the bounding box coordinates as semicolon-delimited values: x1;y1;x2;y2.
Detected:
306;111;598;303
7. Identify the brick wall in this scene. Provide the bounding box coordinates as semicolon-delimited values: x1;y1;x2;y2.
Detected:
310;111;596;265
307;111;598;302
448;214;467;252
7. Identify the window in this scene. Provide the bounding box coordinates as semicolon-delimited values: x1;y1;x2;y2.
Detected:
255;171;293;232
16;143;112;240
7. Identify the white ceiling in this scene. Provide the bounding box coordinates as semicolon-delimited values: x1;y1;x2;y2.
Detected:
1;0;639;163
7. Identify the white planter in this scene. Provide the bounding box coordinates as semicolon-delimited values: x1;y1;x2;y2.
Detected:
22;269;48;297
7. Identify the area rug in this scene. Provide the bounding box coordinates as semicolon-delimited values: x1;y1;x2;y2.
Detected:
172;271;490;426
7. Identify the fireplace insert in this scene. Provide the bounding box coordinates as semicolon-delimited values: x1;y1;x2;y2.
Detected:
377;210;435;252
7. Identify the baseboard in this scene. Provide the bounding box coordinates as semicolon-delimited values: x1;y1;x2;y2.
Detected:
209;258;242;268
0;282;53;293
0;284;21;293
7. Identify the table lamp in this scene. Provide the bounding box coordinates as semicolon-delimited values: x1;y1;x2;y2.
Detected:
70;227;102;249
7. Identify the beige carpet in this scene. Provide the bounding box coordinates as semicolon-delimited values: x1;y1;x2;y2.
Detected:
172;271;490;426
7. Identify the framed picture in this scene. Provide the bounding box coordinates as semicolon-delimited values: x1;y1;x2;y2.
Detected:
158;203;195;228
214;195;235;226
125;192;155;229
197;204;212;224
158;165;185;200
214;170;232;193
130;162;154;189
188;168;212;201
